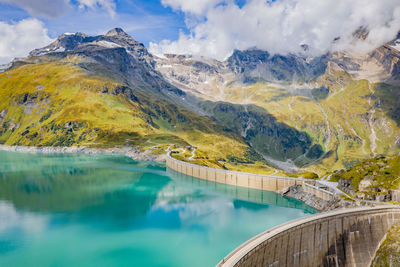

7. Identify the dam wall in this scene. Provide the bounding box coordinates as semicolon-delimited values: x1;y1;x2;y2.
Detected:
166;153;334;201
167;168;317;213
217;206;400;267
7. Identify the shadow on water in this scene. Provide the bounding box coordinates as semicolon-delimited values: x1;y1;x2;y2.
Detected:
166;168;317;214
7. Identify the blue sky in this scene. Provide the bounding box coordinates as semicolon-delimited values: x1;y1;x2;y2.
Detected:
0;0;187;45
0;0;399;64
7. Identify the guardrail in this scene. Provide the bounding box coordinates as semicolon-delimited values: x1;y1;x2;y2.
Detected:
303;182;334;201
166;152;335;201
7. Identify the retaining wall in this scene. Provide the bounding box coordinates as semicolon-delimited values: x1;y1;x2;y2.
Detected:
217;206;400;267
166;153;334;201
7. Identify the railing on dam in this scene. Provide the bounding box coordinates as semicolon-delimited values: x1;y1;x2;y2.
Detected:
217;206;400;267
166;152;335;201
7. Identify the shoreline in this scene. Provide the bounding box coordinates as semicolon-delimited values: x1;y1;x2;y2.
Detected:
0;144;166;162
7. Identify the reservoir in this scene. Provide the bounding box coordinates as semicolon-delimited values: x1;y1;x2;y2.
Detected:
0;150;316;266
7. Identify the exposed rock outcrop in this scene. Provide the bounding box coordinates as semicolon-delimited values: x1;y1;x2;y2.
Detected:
280;184;361;211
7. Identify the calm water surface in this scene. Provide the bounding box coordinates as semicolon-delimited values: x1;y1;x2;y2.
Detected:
0;150;316;267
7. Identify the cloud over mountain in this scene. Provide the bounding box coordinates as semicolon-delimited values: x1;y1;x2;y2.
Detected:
150;0;400;60
0;0;117;64
0;18;53;64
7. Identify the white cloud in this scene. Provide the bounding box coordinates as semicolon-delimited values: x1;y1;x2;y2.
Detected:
0;0;117;64
150;0;400;60
0;18;54;64
0;0;70;18
0;201;48;234
77;0;116;18
161;0;221;16
0;0;116;18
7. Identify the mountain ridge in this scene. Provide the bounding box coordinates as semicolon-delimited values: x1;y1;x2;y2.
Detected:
1;27;400;175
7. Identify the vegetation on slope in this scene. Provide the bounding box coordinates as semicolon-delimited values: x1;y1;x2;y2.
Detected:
200;101;323;167
329;155;400;199
372;222;400;267
0;59;264;170
3;43;399;176
213;74;400;174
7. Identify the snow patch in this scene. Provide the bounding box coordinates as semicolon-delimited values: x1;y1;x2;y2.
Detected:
0;63;12;73
390;39;400;51
94;40;121;48
36;47;65;56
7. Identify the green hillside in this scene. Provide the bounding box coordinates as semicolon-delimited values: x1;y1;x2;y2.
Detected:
212;76;400;174
1;28;400;177
0;58;269;171
330;155;400;199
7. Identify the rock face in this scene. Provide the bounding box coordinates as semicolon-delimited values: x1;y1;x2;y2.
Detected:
281;184;332;211
30;28;149;61
280;184;358;211
226;49;327;83
371;45;400;80
29;28;186;106
154;54;232;99
332;155;400;202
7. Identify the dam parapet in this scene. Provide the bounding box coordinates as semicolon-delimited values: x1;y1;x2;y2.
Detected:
218;206;400;267
166;152;335;201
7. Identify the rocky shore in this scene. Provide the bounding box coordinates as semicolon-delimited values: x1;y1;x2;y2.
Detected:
280;184;376;212
0;145;166;162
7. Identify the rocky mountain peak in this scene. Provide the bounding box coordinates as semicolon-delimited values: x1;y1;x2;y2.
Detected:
60;32;88;38
28;27;147;59
103;28;142;47
105;28;128;37
29;32;88;57
352;26;369;41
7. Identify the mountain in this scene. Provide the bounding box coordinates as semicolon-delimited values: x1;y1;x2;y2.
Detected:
0;28;258;171
226;49;328;84
1;28;400;175
155;35;400;173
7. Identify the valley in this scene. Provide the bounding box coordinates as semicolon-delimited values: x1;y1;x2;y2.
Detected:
1;28;400;177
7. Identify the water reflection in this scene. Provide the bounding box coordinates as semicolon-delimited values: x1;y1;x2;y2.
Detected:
0;150;317;267
167;169;317;214
0;151;170;227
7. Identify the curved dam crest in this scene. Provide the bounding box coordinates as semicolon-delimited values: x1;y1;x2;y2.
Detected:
166;153;400;267
218;206;400;267
166;153;334;201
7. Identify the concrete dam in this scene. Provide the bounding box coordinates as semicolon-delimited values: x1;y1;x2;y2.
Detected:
166;153;334;201
218;206;400;267
166;154;400;267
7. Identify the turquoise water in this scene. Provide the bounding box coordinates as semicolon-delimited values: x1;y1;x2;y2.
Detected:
0;150;316;267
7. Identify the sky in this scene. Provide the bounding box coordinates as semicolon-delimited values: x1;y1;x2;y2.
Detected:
0;0;400;64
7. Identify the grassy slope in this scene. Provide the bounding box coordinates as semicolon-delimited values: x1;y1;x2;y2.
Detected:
3;55;398;175
0;61;153;146
216;73;400;174
0;59;263;170
330;155;400;196
372;222;400;266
